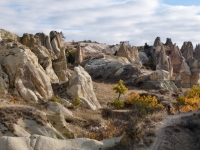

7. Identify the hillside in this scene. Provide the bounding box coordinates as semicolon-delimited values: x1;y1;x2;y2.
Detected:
0;28;200;150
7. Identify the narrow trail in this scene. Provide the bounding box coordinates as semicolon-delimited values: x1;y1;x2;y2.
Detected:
148;110;200;150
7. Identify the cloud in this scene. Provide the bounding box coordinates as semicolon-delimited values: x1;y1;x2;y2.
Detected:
1;0;200;48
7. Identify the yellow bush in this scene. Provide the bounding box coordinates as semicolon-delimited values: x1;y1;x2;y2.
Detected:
113;79;128;100
175;86;200;112
125;92;140;105
125;93;164;116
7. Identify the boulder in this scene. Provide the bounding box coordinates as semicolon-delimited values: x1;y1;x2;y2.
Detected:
67;66;101;110
84;54;130;79
0;41;54;101
181;41;193;61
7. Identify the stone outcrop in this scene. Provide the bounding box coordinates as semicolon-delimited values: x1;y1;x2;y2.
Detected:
67;66;101;110
136;70;178;91
75;44;84;64
84;53;130;79
0;41;54;101
156;46;173;78
181;42;193;61
0;65;9;94
165;38;173;49
153;37;163;47
0;28;20;42
117;43;139;63
21;31;69;82
0;134;122;150
50;31;64;57
194;44;200;61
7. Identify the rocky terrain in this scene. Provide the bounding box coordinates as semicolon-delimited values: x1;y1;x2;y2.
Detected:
0;28;200;150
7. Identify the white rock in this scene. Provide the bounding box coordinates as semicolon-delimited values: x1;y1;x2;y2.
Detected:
67;66;101;110
47;101;73;117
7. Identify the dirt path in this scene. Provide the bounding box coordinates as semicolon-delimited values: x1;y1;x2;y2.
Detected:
148;110;200;150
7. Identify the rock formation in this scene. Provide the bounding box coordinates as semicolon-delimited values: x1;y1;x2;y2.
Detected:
0;28;20;42
181;42;193;61
67;66;101;110
75;44;84;64
21;31;69;82
153;37;163;47
194;44;200;61
165;38;173;49
117;42;139;63
156;46;173;78
84;53;130;79
0;40;54;101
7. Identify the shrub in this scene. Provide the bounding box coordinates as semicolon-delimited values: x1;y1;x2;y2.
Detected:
175;85;200;112
72;96;82;107
125;93;164;117
113;79;128;100
67;49;76;64
110;98;124;109
52;96;62;104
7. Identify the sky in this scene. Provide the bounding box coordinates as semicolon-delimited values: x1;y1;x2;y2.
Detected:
1;0;200;47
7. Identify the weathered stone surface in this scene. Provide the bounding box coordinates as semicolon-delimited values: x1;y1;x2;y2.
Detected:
67;66;101;110
165;38;173;49
47;101;73;117
52;47;69;81
181;41;193;61
156;46;173;78
84;54;130;79
21;33;39;47
136;70;177;91
35;32;53;51
0;65;9;94
75;44;84;64
170;44;183;73
153;37;163;47
117;43;139;63
194;44;200;61
31;45;59;83
0;41;54;101
0;135;122;150
50;31;64;57
0;28;20;42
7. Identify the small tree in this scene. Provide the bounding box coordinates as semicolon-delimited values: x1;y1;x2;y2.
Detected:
110;80;128;109
113;79;128;100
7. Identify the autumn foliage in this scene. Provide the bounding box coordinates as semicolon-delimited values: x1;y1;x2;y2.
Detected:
175;85;200;112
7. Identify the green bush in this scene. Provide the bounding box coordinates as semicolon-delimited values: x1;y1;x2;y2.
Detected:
110;98;124;109
72;96;82;107
67;49;76;64
52;96;62;104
